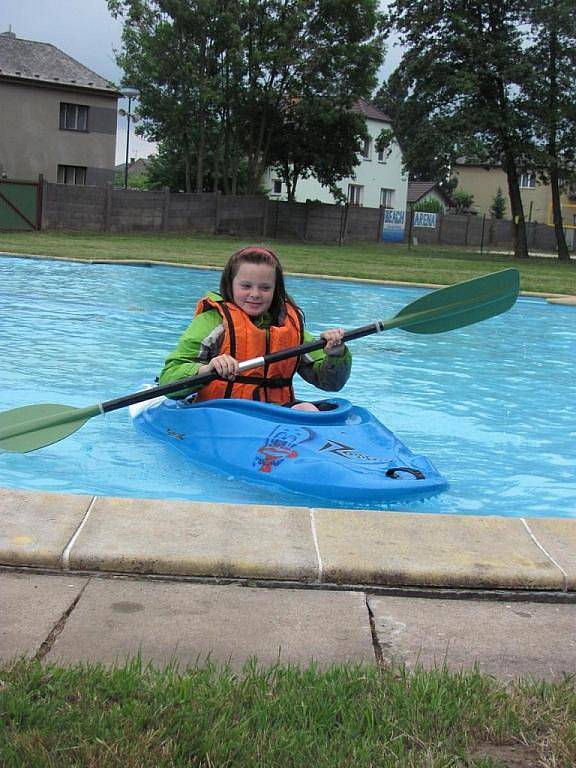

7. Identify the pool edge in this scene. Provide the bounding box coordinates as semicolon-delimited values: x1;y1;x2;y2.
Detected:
0;486;574;593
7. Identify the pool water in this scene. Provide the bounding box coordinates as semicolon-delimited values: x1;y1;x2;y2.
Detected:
0;254;575;518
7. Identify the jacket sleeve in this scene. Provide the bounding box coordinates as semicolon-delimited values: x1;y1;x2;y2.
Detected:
296;330;352;392
157;310;224;398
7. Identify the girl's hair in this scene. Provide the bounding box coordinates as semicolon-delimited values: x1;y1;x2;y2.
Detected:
220;246;301;323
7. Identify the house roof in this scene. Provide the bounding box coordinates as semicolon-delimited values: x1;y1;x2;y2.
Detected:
115;157;153;175
407;181;450;204
0;30;119;96
352;98;391;123
454;157;502;168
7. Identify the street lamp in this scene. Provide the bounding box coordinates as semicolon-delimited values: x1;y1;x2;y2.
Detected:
120;87;139;189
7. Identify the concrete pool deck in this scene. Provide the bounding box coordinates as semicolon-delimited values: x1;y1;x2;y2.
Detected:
3;486;576;676
1;487;575;594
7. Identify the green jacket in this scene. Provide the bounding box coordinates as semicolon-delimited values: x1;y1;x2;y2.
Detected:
158;303;352;399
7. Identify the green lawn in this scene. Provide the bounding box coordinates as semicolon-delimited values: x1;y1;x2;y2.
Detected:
1;230;575;294
2;657;575;767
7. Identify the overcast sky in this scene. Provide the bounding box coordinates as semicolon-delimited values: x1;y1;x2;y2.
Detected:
2;0;403;165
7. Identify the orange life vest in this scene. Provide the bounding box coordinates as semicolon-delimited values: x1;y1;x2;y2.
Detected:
193;294;304;404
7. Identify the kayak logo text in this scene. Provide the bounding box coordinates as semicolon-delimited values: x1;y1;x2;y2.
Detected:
254;426;313;474
319;440;386;464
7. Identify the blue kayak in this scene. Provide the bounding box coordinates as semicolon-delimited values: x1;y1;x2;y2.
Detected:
130;396;448;505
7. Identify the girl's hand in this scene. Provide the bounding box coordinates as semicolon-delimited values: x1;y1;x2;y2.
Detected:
321;328;346;357
201;354;240;380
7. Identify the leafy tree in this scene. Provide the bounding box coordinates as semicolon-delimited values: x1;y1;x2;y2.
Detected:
490;187;507;219
269;100;368;203
108;0;239;193
145;139;259;194
374;71;457;188
108;0;385;198
521;0;576;261
379;0;534;258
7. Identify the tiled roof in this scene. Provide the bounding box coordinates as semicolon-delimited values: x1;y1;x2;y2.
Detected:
407;180;449;203
352;98;391;123
0;31;118;94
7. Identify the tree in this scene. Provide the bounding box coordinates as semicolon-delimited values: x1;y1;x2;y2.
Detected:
521;0;576;261
379;0;534;258
490;188;507;219
414;197;444;214
108;0;385;197
374;69;458;188
108;0;239;193
268;100;367;203
452;190;474;215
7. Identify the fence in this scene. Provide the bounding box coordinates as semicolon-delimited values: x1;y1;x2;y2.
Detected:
37;180;570;252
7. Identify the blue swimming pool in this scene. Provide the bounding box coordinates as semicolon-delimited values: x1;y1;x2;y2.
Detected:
0;254;574;518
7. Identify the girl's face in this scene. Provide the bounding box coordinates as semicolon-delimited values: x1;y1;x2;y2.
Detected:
232;262;276;318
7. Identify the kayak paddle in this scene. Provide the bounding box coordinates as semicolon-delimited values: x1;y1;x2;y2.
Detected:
0;268;519;453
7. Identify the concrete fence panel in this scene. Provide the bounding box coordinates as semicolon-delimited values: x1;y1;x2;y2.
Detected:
41;181;569;252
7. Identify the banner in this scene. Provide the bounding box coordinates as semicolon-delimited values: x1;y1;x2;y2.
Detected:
381;209;405;242
413;211;437;228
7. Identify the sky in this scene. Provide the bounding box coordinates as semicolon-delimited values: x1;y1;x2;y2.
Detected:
2;0;404;165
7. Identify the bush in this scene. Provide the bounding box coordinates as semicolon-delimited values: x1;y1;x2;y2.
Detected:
414;197;445;213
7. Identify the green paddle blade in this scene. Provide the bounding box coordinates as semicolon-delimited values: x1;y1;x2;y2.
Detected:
0;403;102;453
388;268;520;334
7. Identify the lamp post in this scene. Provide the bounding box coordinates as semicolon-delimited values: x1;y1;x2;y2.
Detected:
120;87;139;189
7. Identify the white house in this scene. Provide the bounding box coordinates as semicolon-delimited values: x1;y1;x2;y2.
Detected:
263;99;408;210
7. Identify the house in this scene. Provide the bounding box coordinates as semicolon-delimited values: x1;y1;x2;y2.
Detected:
407;180;451;210
452;159;576;225
114;156;153;187
0;30;119;186
263;99;408;210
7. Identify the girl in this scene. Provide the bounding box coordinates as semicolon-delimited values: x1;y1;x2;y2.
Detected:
158;246;352;411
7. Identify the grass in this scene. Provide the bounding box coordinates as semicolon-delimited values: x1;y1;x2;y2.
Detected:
1;657;575;767
1;230;576;294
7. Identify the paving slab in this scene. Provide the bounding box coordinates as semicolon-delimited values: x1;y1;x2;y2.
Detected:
45;578;374;669
313;509;563;589
0;488;92;568
67;497;318;580
368;594;576;681
0;571;89;661
547;296;576;305
527;518;576;590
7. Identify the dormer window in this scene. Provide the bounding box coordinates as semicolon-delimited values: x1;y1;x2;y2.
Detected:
59;103;89;131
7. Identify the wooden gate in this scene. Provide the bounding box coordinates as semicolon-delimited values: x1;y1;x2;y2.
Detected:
0;176;43;230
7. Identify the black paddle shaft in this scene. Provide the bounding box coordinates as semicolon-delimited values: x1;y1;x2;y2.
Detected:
99;321;381;415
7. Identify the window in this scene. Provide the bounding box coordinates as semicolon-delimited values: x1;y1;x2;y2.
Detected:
380;188;394;208
361;137;372;160
377;147;386;162
519;172;536;189
272;179;282;195
57;165;87;185
348;184;364;206
60;103;89;131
